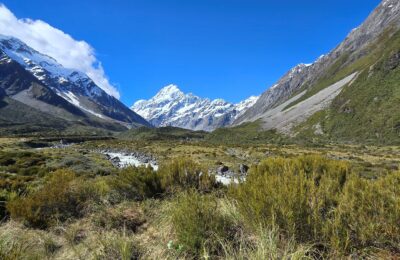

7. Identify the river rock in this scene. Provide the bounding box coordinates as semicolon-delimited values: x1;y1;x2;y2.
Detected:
239;164;249;174
218;165;229;174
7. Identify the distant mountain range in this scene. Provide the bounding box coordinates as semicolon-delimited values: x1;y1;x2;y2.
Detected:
0;35;150;135
0;0;399;143
131;84;258;131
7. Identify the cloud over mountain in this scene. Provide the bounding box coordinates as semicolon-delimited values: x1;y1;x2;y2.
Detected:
0;4;120;98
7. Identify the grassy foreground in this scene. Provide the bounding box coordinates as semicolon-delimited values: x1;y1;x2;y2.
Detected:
0;138;399;259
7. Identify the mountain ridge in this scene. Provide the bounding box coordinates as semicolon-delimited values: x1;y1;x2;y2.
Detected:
0;34;150;128
0;35;151;135
231;0;400;144
131;84;258;131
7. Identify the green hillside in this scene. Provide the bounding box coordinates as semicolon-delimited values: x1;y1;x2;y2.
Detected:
295;29;400;144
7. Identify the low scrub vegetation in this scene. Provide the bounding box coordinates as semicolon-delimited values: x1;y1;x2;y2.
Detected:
118;126;207;141
7;170;100;228
206;120;289;145
229;156;400;257
108;166;162;201
1;148;399;259
159;158;218;193
170;191;239;257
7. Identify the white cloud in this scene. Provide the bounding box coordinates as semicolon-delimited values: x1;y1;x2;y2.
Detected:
0;4;120;99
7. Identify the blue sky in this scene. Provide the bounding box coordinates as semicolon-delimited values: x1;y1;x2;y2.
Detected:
1;0;380;105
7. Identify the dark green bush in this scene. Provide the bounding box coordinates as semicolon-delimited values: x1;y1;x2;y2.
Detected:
0;157;15;166
0;151;48;193
0;151;45;168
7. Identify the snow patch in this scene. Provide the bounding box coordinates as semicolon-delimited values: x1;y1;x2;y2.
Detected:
63;91;105;119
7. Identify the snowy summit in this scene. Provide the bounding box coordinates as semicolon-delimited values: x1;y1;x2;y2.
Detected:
132;84;258;131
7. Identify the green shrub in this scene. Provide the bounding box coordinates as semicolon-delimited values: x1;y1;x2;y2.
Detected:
108;166;162;201
7;170;98;228
0;157;15;166
329;171;400;253
230;155;349;243
229;155;400;255
159;158;217;193
0;151;45;168
171;191;238;257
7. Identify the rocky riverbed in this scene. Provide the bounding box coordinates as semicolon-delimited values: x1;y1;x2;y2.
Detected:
33;142;248;185
211;163;248;185
100;150;159;170
101;149;249;185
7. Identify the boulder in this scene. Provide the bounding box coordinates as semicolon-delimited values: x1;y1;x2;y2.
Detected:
111;156;121;164
239;164;249;174
218;165;229;174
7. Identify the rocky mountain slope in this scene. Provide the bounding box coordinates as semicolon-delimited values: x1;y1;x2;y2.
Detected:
131;85;258;131
0;35;150;134
233;0;400;144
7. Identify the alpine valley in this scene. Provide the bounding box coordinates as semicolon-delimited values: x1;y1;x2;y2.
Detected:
131;0;400;145
1;0;400;142
1;1;400;259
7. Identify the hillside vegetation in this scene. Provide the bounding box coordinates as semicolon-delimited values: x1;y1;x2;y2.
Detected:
294;29;400;144
118;126;207;141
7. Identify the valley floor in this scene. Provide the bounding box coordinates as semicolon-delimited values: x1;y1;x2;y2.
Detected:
0;137;399;259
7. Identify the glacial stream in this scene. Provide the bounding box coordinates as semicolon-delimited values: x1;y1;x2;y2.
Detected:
103;151;159;171
102;151;244;185
33;141;242;185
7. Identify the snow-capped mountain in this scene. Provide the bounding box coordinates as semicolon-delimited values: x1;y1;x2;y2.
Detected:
132;85;258;131
0;34;149;127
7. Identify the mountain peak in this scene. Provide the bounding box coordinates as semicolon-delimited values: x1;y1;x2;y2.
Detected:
159;84;182;94
161;84;180;92
153;84;184;100
132;86;258;131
